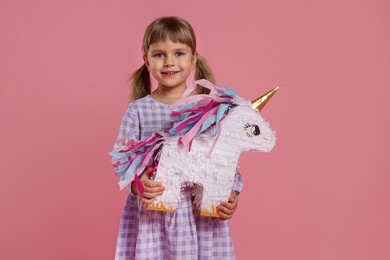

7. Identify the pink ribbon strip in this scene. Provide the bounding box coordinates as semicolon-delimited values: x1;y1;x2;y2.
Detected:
134;174;144;195
180;106;219;146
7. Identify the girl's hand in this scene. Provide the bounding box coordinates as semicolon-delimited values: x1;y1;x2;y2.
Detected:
131;168;165;205
216;190;239;221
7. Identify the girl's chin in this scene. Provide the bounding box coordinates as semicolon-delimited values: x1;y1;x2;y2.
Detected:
158;81;186;90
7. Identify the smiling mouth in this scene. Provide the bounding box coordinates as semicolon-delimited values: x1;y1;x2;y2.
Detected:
161;71;179;75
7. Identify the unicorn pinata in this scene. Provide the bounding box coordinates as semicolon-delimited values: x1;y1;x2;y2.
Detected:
110;79;278;217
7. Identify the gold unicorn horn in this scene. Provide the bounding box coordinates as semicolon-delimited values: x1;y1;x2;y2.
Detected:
251;85;280;111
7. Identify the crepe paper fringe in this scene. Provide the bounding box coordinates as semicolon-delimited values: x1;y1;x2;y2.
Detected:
109;133;166;190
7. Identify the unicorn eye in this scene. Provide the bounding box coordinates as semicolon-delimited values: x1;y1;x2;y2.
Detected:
243;123;260;137
251;125;260;136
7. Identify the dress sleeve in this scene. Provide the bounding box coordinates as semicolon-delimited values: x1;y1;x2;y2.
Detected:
111;103;141;195
112;103;140;152
111;103;140;171
232;170;243;194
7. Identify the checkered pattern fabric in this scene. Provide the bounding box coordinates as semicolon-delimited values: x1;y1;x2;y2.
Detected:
113;95;242;259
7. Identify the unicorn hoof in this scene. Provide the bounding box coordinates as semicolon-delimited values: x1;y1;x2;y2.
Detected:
200;208;219;218
147;203;176;213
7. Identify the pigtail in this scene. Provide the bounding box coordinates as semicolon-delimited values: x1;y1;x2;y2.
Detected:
195;55;214;94
130;64;151;101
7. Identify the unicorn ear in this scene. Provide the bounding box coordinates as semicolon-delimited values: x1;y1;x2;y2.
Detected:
251;85;280;111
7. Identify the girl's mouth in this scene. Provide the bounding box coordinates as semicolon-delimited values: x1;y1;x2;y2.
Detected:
161;71;179;76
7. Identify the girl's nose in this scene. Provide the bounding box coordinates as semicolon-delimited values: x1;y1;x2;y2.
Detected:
164;56;174;67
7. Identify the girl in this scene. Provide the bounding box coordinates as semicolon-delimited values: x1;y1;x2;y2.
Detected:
112;16;242;259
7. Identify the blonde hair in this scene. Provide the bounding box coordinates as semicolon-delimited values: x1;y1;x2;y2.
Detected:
130;16;214;101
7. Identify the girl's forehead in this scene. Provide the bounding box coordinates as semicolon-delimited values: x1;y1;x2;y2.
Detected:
148;39;191;51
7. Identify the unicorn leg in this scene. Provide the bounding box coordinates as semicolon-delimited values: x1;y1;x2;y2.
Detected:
147;176;181;213
199;184;219;217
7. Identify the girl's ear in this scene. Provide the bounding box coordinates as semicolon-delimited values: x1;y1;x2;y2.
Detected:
192;51;198;70
143;55;150;71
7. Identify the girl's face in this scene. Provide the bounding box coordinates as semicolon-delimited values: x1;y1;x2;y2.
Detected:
144;38;197;92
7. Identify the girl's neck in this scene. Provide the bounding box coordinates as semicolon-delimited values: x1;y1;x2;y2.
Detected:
151;85;187;105
150;84;203;105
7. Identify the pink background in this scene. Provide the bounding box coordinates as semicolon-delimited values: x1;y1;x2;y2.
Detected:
1;0;389;259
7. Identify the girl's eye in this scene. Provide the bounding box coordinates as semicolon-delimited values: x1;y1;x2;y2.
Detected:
153;53;164;58
176;52;185;57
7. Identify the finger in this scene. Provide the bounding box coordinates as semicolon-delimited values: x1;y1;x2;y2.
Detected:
141;197;155;205
142;189;164;199
219;202;235;211
217;205;234;216
135;181;163;196
228;198;238;208
143;185;165;194
229;195;239;207
217;210;232;221
143;179;163;188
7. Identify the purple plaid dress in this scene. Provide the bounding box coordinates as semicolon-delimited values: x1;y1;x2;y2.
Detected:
113;95;243;260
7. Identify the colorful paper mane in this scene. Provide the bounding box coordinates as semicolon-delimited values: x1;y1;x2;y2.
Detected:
110;80;277;217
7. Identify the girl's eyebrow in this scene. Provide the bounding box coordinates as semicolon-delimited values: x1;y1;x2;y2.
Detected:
150;49;164;53
150;48;188;53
